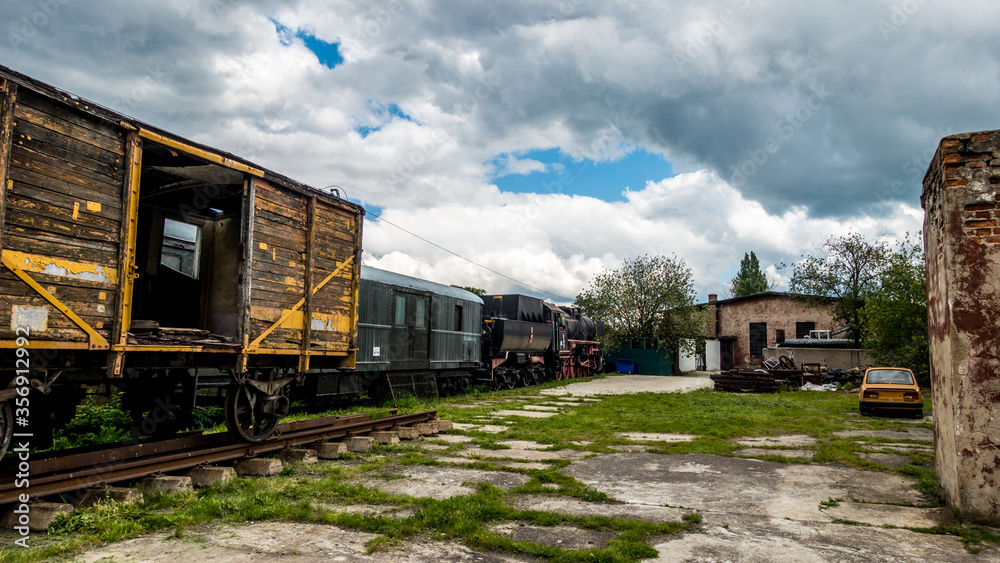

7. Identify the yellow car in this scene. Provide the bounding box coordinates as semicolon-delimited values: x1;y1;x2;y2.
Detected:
859;367;924;418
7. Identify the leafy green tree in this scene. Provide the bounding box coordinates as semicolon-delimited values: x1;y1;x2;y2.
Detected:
862;237;928;380
730;251;770;297
452;285;486;297
575;254;705;352
789;232;891;346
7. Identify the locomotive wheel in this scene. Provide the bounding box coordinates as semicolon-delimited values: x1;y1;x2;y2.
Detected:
224;375;291;442
0;400;12;459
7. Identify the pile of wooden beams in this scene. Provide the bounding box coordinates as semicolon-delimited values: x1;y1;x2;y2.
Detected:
710;369;781;393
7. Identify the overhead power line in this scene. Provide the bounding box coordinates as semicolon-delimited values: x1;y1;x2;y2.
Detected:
364;209;576;302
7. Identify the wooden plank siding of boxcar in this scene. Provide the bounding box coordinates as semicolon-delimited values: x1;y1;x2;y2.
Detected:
306;201;357;350
0;88;124;344
248;179;309;350
247;179;358;355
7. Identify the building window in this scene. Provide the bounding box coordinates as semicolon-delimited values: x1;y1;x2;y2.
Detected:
775;329;785;344
454;305;463;332
796;322;815;339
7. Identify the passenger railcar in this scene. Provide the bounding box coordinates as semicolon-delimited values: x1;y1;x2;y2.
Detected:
299;266;483;399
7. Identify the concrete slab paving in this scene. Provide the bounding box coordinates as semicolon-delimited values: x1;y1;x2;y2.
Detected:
647;516;987;562
563;453;927;520
73;521;533;562
859;452;913;466
519;405;562;411
490;522;616;550
607;444;657;452
352;465;531;500
462;446;590;462
507;494;691;523
433;434;476;443
617;432;697;443
491;410;559;418
540;374;713;397
735;434;817;447
824;501;956;528
833;428;934;441
737;448;816;459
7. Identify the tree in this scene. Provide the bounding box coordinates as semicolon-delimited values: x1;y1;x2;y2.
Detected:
574;254;706;351
452;285;486;297
730;251;770;297
862;236;928;380
789;232;891;346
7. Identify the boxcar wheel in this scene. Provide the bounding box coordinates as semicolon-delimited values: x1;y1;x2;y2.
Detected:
224;383;280;442
0;400;12;459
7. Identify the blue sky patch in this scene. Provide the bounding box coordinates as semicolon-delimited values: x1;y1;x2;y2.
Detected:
492;148;675;201
272;20;343;69
356;102;414;138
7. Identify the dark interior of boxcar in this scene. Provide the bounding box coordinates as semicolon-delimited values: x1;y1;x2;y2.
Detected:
130;143;245;341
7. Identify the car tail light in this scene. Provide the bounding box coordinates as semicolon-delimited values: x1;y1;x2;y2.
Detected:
904;391;920;401
863;390;878;399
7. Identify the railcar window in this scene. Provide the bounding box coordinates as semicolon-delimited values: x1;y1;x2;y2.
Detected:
394;295;406;326
454;305;463;332
415;299;426;329
160;218;201;279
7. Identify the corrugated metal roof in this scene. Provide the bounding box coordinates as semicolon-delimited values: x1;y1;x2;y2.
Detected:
361;266;484;304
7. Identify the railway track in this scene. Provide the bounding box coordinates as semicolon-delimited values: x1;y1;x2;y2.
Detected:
0;409;436;505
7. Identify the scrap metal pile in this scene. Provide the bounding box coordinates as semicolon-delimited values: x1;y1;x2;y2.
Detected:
710;356;864;393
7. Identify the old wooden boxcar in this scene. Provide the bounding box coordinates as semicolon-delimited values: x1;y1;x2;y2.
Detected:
0;65;363;448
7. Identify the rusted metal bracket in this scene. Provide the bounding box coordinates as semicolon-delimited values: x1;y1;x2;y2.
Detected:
1;252;110;350
247;255;354;352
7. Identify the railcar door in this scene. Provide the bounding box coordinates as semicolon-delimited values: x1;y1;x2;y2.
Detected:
389;291;430;370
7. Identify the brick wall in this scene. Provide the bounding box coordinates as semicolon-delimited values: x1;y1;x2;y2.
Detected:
923;129;1000;525
711;293;836;366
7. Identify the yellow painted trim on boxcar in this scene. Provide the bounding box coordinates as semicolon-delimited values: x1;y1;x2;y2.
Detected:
252;348;350;356
269;309;351;333
138;129;264;178
0;341;89;350
1;249;117;285
247;256;354;351
1;253;110;350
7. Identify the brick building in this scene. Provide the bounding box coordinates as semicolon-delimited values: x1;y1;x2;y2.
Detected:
700;292;838;369
923;129;1000;525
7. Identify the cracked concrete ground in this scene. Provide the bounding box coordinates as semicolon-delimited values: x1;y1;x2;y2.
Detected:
62;375;998;562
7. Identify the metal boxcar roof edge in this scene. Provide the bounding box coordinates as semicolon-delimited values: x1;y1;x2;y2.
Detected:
361;266;484;304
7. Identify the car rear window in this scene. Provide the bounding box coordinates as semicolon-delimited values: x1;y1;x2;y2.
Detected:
866;369;915;385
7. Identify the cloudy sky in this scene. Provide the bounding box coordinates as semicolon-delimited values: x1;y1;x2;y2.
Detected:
3;0;996;302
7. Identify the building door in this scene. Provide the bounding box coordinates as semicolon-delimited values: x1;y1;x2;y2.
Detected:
749;322;767;359
389;291;430;370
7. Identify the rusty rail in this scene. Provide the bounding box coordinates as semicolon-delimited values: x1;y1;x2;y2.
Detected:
0;410;436;504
